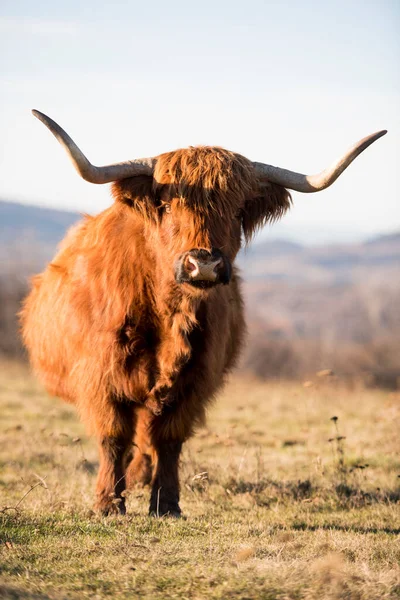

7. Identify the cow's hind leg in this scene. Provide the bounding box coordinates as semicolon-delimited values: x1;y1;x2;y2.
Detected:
91;399;134;516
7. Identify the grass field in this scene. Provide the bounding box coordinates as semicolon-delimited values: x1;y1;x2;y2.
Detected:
0;362;399;599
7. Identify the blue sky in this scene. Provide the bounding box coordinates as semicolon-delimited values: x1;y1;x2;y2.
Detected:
0;0;399;244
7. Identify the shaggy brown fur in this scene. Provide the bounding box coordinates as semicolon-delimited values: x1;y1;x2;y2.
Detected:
21;146;291;516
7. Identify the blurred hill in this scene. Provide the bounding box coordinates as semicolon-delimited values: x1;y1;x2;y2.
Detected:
0;199;79;243
0;199;80;272
1;199;399;387
239;233;400;285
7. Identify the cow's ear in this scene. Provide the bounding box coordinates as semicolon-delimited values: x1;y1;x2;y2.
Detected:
111;176;156;213
241;181;292;242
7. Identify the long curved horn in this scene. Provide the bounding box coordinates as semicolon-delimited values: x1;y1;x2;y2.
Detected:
252;130;387;192
32;110;155;183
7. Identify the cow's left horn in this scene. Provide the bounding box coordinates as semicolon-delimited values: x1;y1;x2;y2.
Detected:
32;110;155;183
252;130;387;192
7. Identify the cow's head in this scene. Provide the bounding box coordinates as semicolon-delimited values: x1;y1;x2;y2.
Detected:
110;146;291;289
31;110;386;290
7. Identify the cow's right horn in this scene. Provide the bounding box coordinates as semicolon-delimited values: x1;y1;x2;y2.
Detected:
32;110;155;183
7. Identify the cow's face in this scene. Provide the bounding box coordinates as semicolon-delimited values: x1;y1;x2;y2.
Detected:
113;146;291;290
155;192;241;289
150;147;258;290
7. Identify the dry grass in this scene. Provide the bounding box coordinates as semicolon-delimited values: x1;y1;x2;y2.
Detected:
0;362;399;599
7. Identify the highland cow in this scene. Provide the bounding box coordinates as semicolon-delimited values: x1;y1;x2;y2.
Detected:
21;110;386;516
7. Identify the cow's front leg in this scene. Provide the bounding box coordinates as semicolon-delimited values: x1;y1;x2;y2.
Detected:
126;408;155;488
145;319;193;415
149;439;182;517
92;399;134;516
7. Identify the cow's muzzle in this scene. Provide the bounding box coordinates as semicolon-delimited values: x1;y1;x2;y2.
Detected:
175;249;232;287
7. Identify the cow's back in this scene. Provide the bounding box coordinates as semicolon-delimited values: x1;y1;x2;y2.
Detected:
20;219;94;402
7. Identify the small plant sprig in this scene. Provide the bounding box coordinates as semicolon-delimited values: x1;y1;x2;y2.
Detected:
0;474;48;516
328;416;347;483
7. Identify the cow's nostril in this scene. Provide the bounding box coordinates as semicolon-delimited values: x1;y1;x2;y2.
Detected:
213;258;223;272
186;257;196;272
186;255;199;276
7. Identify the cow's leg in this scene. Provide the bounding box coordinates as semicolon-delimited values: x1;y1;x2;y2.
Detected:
92;399;134;516
148;396;206;517
126;407;154;487
149;439;182;517
148;410;186;517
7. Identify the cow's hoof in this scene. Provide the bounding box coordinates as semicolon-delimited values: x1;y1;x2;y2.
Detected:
95;497;126;516
149;503;182;518
144;395;163;416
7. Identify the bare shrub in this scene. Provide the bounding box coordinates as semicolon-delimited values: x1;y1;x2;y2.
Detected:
241;281;400;388
0;274;27;359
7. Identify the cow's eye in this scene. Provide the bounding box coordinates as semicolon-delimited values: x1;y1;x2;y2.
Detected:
164;203;172;214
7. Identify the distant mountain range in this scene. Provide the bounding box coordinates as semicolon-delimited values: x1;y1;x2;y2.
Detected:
0;199;79;244
239;232;400;285
1;198;399;286
0;199;80;271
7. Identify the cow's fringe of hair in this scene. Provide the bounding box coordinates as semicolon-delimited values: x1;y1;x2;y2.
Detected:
153;146;256;219
241;182;292;243
112;146;292;243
